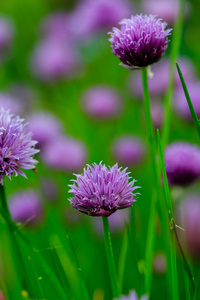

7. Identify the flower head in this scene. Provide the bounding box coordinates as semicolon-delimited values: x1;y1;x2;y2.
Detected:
165;142;200;186
111;135;145;168
109;14;172;69
42;136;87;173
81;85;122;120
68;162;139;217
0;108;39;184
8;189;43;226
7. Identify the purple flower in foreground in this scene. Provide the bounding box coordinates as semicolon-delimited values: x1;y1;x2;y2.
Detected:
165;142;200;186
113;290;148;300
109;14;172;69
68;162;139;217
0;109;39;184
8;189;43;226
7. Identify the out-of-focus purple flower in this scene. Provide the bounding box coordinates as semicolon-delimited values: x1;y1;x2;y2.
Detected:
8;83;35;113
0;93;22;115
0;291;5;300
165;142;200;186
30;38;79;82
41;178;58;203
0;108;39;184
111;135;145;168
150;102;164;129
70;0;133;40
129;58;196;98
174;82;200;121
153;252;167;275
81;85;122;120
177;194;200;258
113;290;148;300
40;12;71;41
109;14;172;69
68;162;139;217
42;136;87;173
8;189;43;226
0;17;14;57
141;0;189;25
27;112;62;149
93;209;129;235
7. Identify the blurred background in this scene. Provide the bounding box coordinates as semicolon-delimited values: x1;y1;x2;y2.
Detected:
1;0;200;299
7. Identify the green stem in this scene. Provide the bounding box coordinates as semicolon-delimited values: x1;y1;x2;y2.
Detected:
161;0;185;147
194;270;200;300
102;216;120;298
176;62;200;139
0;184;11;220
141;67;158;187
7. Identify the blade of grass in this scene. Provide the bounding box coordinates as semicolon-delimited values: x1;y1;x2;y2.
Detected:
118;229;128;291
102;216;120;298
193;270;200;300
176;62;200;139
157;129;179;300
161;0;185;147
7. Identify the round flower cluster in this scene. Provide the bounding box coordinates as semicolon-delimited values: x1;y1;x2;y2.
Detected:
0;108;39;184
109;14;172;69
68;162;139;217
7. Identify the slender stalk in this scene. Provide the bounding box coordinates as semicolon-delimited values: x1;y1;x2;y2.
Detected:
157;129;197;299
0;184;11;220
102;216;120;298
141;67;158;188
144;191;156;294
194;270;200;300
161;0;185;147
176;62;200;139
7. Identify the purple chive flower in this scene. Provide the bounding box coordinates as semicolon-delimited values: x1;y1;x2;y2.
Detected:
174;82;200;121
109;14;172;69
129;58;196;98
0;108;39;184
68;162;139;217
42;136;87;173
70;0;133;40
81;85;122;120
8;189;43;226
177;194;200;258
113;290;148;300
112;135;145;168
0;17;14;57
27;112;62;149
165;142;200;186
30;38;79;82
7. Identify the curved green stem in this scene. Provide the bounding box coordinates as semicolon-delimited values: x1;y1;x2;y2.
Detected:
102;216;120;298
